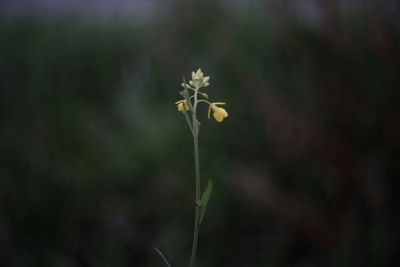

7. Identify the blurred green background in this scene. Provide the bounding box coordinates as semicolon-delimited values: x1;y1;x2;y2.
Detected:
1;1;400;266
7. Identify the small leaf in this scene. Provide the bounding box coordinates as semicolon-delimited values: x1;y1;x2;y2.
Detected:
199;180;213;224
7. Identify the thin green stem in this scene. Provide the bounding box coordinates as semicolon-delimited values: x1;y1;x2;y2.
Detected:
185;85;196;92
189;89;201;267
197;99;212;105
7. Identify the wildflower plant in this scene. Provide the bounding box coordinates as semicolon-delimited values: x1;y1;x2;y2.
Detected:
156;69;228;267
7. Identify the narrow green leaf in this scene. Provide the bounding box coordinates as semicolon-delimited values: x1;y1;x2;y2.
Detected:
183;110;194;136
181;77;193;109
199;180;213;224
180;77;194;135
154;247;172;267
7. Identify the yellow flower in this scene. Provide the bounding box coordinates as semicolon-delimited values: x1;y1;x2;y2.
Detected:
175;100;190;112
208;103;228;122
213;107;228;122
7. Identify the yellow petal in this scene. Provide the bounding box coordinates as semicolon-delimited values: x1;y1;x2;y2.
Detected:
213;111;224;122
176;102;189;112
219;107;228;118
177;102;184;112
213;107;228;122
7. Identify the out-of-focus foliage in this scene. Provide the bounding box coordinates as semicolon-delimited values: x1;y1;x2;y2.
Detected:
1;2;400;266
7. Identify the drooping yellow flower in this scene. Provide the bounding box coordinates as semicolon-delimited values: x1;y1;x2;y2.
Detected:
208;103;228;122
213;107;228;122
175;100;190;112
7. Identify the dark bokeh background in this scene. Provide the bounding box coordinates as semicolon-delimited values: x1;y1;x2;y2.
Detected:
1;1;400;266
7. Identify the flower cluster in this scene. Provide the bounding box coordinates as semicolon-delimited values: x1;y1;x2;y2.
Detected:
175;69;228;123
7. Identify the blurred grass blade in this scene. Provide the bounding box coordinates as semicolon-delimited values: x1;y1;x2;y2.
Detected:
199;180;213;224
154;247;172;267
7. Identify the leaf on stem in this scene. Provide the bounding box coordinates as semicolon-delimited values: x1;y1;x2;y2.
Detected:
181;77;193;110
199;179;213;225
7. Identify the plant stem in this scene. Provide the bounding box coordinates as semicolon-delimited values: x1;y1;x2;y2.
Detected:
189;90;201;267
